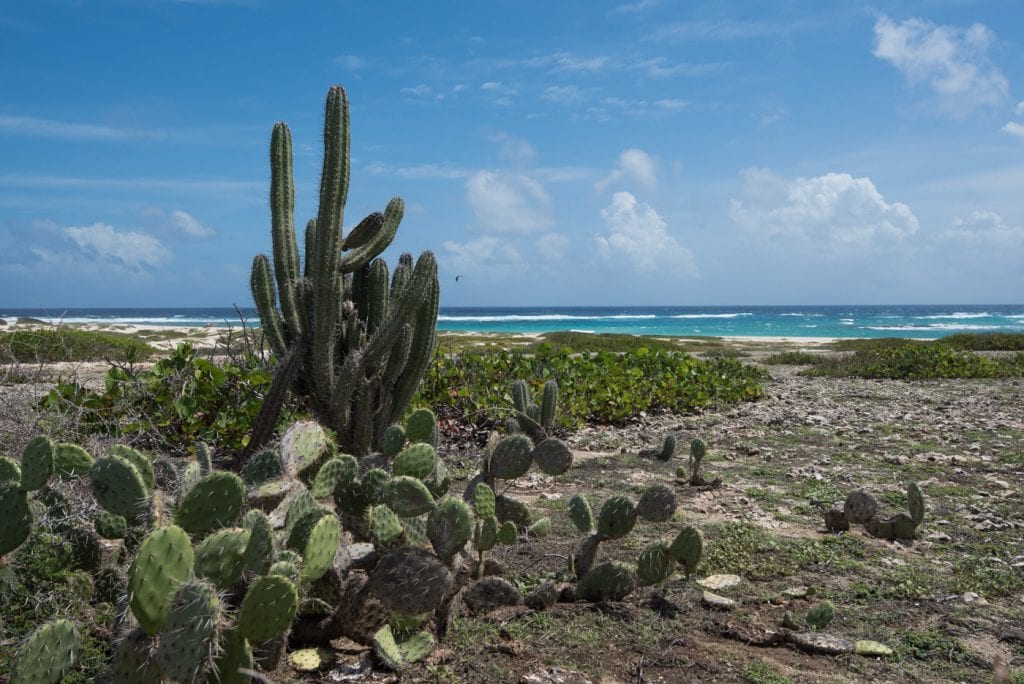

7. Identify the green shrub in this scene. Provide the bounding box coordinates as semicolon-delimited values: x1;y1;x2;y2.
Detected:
0;328;155;363
803;345;1024;380
828;337;924;352
936;332;1024;351
760;351;824;366
416;345;767;427
529;331;693;354
39;343;295;454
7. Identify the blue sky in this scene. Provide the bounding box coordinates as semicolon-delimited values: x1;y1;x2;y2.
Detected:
1;0;1022;307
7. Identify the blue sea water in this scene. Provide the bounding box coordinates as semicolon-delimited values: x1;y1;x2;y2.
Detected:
2;305;1024;339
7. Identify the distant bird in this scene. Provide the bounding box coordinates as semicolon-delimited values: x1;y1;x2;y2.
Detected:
455;275;463;282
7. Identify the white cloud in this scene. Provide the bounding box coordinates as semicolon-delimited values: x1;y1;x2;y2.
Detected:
490;132;536;164
400;84;444;101
873;15;1009;115
335;54;365;71
535;232;569;261
1003;121;1024;138
1017;101;1024;115
442;236;525;278
542;85;584;105
170;210;214;237
63;223;170;270
595;149;656;192
595;192;695;273
729;168;919;252
941;211;1024;248
480;81;519;106
465;171;552;233
364;162;471;179
0;114;163;141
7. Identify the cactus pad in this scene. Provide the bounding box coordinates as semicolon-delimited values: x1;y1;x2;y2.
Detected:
0;482;31;556
108;628;161;683
383;476;434;517
497;519;517;545
658;434;676;461
573;533;601;578
52;443;94;479
287;507;332;550
237;575;299;642
490;434;533;479
423;457;451;498
472;482;495;518
636;541;673;586
212;628;254;684
668;525;703;577
283;487;318;534
174;471;245;535
281;420;329;478
805;600;835;629
637;484;677;523
177;460;204;504
404;408;436;443
369;504;405;545
527;516;551;537
596;496;637;540
11;619;80;684
91;454;149;518
495;494;533;529
369;547;453;615
109;445;156;492
242;448;283;486
300;513;341;583
577;561;639;602
311;455;357;498
0;456;20;483
269;560;300;582
241;509;273;575
194;527;251;589
907;481;924;526
393;443;436;480
20;436;54;491
373;625;435;670
400;516;429;547
155;579;221;683
843;490;878;525
568;495;594;533
474;515;499;552
531;438;573;476
690;438;707;460
463;576;523;614
381;425;406;458
128;525;195;634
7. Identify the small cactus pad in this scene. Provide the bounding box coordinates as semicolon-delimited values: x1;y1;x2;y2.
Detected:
177;460;204;505
427;498;472;560
637;484;677;523
890;512;918;539
843;490;878;525
212;628;254;684
311;455;357;498
382;425;406;458
668;525;703;576
636;541;674;586
423;458;451;498
540;379;558;429
300;514;341;583
383;476;434;517
525;580;559;610
242;448;283;486
527;516;551;537
473;482;496;518
128;525;195;634
531;438;573;476
108;445;156;492
405;408;436;443
463;576;523;614
824;509;850;532
805;600;835;629
52;443;94;479
577;561;639;602
568;495;594;533
11;619;80;684
597;496;637;540
907;482;925;526
362;468;389;502
20;436;54;491
393;443;437;480
280;420;330;478
573;534;601;578
400;516;429;547
155;579;221;683
0;456;20;483
237;575;299;642
497;520;517;545
373;625;435;670
690;438;707;460
474;515;499;552
242;509;273;575
658;434;676;461
269;560;300;582
90;454;149;518
495;494;533;529
369;504;405;545
490;434;533;480
0;482;31;556
369;547;453;615
284;487;318;534
174;471;245;535
194;527;251;589
108;628;161;683
196;442;214;473
287;507;332;550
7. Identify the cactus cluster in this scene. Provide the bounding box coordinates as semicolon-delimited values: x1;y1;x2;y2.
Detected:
823;482;925;540
566;486;704;602
248;85;439;457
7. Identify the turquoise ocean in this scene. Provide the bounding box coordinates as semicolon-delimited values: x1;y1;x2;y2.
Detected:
2;305;1023;339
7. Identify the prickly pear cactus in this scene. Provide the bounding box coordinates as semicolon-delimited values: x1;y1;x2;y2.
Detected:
52;442;94;479
668;525;703;577
372;625;435;670
174;471;244;535
0;455;20;483
805;600;835;630
393;443;436;480
577;561;639;602
212;628;254;684
596;496;637;540
0;481;31;556
311;455;357;498
383;476;434;517
489;434;533;480
108;444;156;492
194;527;251;589
11;619;80;684
405;408;437;444
237;575;299;642
19;436;54;492
90;454;149;518
636;541;674;587
242;448;283;486
907;482;924;527
128;525;195;634
426;498;472;561
299;514;341;583
637;484;677;523
568;494;594;533
369;547;452;615
531;438;573;476
154;579;222;683
281;420;330;479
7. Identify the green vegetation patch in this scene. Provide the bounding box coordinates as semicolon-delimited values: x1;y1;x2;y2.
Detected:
760;351;825;366
0;328;155;363
803;345;1024;380
936;332;1024;351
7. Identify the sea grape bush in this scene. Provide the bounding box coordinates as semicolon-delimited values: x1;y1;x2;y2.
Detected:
418;344;768;427
804;345;1024;380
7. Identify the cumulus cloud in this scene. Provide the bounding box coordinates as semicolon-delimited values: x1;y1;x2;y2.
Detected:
1004;121;1024;138
170;210;214;237
535;232;569;261
63;223;170;270
941;211;1024;248
873;15;1009;115
595;192;695;273
729;168;919;252
490;132;536;164
595;149;656;192
465;171;552;233
442;236;525;278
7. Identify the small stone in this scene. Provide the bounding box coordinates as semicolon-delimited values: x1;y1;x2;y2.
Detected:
783;586;808;598
961;591;988;605
855;640;893;657
696;574;742;591
701;591;739;611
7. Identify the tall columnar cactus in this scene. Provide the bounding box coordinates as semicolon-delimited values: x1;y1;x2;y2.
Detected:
248;85;440;457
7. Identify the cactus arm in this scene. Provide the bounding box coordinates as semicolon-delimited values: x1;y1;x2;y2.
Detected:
270;122;302;341
338;196;403;273
303;219;317;280
239;343;303;458
366;258;389;335
250;254;287;358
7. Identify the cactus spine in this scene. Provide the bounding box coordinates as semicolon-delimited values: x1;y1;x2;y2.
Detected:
248;85;439;457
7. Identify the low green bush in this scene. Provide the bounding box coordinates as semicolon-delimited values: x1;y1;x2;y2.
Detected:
803;345;1024;380
828;337;924;352
936;332;1024;351
416;345;767;427
530;331;697;354
0;328;155;363
760;351;824;366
